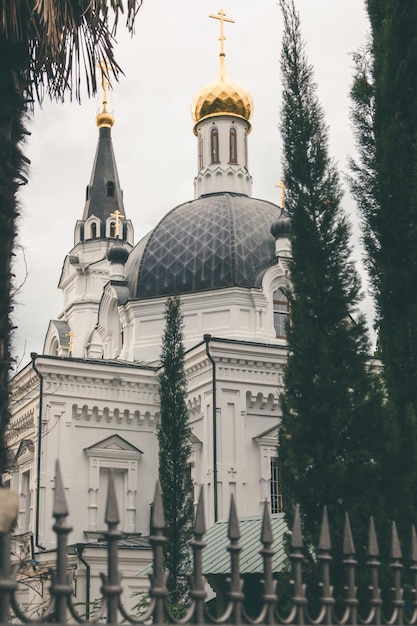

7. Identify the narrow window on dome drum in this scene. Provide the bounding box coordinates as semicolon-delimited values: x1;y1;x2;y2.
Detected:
110;221;116;238
91;222;97;239
229;127;237;163
211;128;219;163
273;288;289;338
198;136;204;170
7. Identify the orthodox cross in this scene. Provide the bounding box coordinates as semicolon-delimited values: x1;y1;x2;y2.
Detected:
65;330;75;356
97;60;116;113
276;180;287;210
110;209;125;238
209;9;235;57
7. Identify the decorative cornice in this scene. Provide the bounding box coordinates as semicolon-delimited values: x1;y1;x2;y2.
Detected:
72;403;159;425
246;391;280;411
10;372;39;403
187;396;202;416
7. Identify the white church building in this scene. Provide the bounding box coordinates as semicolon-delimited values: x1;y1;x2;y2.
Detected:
6;10;291;614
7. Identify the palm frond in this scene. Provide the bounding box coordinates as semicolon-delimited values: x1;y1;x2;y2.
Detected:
0;0;142;103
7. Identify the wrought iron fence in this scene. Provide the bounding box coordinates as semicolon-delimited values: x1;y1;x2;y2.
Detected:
0;459;417;624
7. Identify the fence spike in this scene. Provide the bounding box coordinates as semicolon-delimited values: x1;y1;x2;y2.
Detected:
53;460;68;518
291;504;303;548
261;499;274;545
105;469;120;526
411;525;417;563
319;506;331;551
368;517;379;557
343;512;356;555
194;486;206;535
152;481;166;531
228;494;240;541
391;521;402;560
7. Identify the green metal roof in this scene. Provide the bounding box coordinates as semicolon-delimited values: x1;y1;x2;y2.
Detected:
202;513;288;575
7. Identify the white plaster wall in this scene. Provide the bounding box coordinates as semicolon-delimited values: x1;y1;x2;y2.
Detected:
123;286;283;363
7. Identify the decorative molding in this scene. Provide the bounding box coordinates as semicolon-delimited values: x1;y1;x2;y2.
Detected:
72;403;159;425
187;395;202;415
246;391;280;411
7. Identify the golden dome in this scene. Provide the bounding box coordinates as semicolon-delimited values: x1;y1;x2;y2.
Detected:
192;54;253;130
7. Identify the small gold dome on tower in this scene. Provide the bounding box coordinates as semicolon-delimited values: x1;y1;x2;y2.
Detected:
96;60;115;128
191;65;253;127
96;109;115;129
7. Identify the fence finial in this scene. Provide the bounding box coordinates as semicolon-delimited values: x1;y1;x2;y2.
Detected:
411;525;417;563
391;521;402;560
343;512;356;555
152;480;166;531
319;506;331;551
53;460;68;518
228;494;240;541
291;504;303;548
261;499;273;544
194;486;206;535
368;516;380;557
105;469;120;526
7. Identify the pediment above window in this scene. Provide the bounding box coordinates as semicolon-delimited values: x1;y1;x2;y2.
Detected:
15;439;34;460
84;434;143;460
253;424;280;446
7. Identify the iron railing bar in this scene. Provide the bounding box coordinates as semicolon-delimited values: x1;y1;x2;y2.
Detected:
240;601;267;624
117;594;156;624
203;599;234;624
9;594;55;623
277;604;301;625
66;593;107;624
164;600;196;624
7;463;417;626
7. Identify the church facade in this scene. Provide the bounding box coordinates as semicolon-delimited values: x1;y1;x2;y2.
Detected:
7;11;291;614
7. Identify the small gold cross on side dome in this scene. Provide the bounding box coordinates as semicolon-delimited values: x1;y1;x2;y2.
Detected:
110;209;125;238
276;180;287;210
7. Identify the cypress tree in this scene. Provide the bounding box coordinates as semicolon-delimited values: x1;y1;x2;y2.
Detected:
278;0;390;564
350;1;417;530
158;296;193;608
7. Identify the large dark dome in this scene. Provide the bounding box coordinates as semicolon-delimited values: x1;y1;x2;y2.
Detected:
126;193;279;299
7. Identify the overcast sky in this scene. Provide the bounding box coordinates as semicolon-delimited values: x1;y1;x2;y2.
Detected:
12;0;370;369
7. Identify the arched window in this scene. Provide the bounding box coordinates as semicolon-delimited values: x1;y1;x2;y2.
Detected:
110;221;116;238
50;338;59;357
273;289;289;338
91;222;97;239
107;181;115;197
229;127;237;163
210;127;219;163
198;135;203;170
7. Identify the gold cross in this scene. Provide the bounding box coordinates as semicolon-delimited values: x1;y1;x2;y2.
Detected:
276;181;287;210
65;330;75;355
110;209;125;238
96;60;116;114
209;9;235;57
